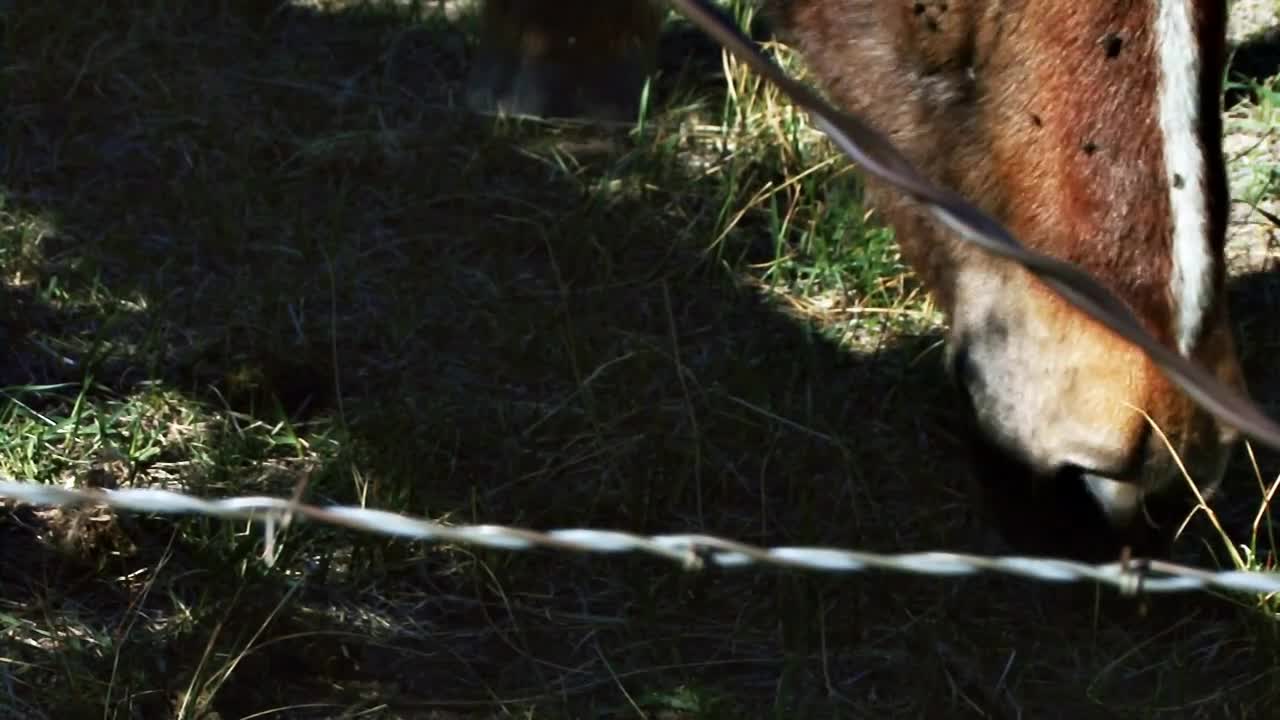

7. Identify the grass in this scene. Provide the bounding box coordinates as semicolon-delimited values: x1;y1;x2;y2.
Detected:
1;0;1280;717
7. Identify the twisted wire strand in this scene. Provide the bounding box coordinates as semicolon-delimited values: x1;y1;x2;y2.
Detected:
2;480;1277;597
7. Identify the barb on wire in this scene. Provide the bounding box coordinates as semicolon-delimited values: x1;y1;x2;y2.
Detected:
662;0;1280;452
2;480;1279;597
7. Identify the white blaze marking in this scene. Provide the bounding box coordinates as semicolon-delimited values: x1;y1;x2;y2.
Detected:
1157;0;1211;355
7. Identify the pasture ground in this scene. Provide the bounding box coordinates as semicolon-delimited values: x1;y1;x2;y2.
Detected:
2;1;1280;717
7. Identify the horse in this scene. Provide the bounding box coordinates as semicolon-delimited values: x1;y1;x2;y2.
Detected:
464;0;1243;560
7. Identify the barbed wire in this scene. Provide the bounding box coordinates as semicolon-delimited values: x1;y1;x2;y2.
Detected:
2;479;1279;598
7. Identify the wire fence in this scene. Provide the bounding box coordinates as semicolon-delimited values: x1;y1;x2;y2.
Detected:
3;479;1279;598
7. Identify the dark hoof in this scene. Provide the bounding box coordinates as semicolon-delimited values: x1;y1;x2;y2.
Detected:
464;0;666;123
465;53;650;123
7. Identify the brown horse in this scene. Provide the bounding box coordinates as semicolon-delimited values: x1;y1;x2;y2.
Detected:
466;1;1243;559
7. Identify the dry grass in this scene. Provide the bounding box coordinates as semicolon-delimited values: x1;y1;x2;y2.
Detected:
1;1;1279;718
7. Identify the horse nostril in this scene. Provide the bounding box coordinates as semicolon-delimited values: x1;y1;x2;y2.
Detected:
1055;463;1085;481
949;345;980;404
949;345;966;380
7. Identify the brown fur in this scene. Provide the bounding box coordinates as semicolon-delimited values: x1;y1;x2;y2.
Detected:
768;1;1178;331
468;0;1241;558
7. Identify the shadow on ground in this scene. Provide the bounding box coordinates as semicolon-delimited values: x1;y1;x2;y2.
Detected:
1230;23;1280;107
1226;265;1280;526
2;2;1279;718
